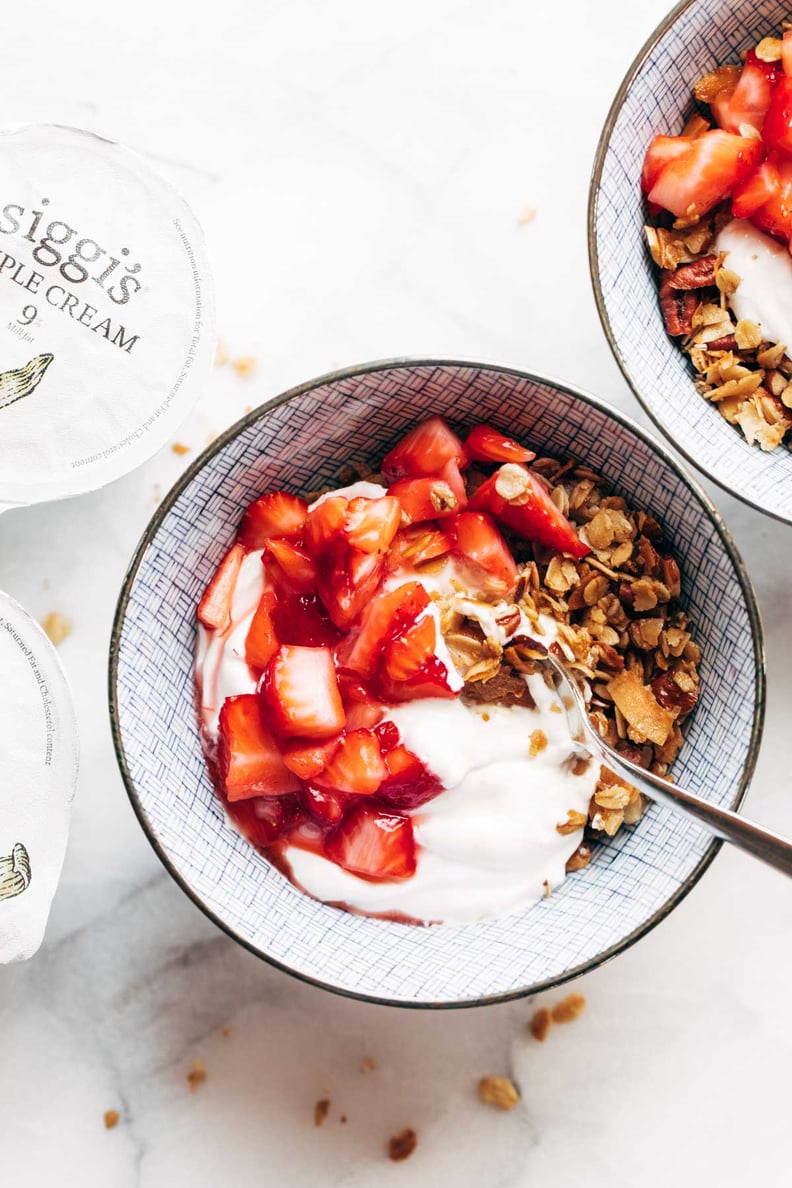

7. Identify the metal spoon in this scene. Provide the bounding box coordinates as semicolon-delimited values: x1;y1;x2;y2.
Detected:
529;641;792;878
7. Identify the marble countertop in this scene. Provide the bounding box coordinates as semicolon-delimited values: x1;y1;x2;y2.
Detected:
2;0;792;1183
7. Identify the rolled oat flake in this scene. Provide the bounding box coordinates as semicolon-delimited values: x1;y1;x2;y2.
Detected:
0;591;78;961
0;123;215;508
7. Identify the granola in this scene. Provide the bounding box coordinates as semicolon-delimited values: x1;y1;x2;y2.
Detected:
646;206;792;451
439;458;700;859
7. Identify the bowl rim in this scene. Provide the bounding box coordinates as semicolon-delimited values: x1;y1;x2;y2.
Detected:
588;0;792;527
108;356;767;1009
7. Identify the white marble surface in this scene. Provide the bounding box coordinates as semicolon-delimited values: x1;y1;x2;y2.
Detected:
2;0;792;1182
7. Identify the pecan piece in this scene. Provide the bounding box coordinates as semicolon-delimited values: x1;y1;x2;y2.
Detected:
659;275;698;336
706;333;738;351
666;255;719;290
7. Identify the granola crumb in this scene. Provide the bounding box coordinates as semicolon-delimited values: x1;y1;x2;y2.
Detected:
214;338;228;366
314;1098;331;1127
550;702;562;714
360;1055;378;1073
186;1059;207;1092
529;729;548;756
231;355;257;377
171;442;190;456
388;1128;418;1161
41;612;71;647
103;1109;120;1130
551;992;586;1024
221;1026;231;1038
517;205;537;226
477;1075;520;1110
244;404;253;413
529;1007;553;1042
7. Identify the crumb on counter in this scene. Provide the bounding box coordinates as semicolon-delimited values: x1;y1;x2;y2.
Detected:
340;1114;347;1124
517;205;537;226
171;442;190;456
530;1006;553;1043
360;1055;378;1073
41;612;71;647
231;355;257;377
215;339;229;367
221;1026;231;1038
551;992;586;1024
103;1109;120;1130
187;1059;207;1092
388;1128;418;1161
477;1075;520;1110
314;1098;331;1127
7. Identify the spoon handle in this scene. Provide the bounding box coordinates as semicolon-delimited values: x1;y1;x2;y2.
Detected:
600;749;792;878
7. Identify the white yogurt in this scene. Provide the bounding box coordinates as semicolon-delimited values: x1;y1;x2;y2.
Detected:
716;219;792;349
288;676;596;924
196;482;597;923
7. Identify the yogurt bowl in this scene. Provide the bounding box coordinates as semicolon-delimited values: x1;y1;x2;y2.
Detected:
109;360;764;1006
590;0;792;523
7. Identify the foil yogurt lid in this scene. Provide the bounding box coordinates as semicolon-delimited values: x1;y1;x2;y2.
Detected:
0;590;79;961
0;123;215;508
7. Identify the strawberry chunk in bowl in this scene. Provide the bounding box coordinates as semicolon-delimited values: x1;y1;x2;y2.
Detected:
111;362;762;1006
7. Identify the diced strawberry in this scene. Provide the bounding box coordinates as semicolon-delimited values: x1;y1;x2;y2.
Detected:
304;495;348;556
750;152;792;242
336;581;430;674
245;589;279;670
260;645;346;739
464;424;536;464
265;538;317;594
237;492;308;549
762;75;792;155
343;699;385;730
272;594;342;647
732;157;781;218
715;52;780;134
648;129;763;218
324;802;417;881
784;29;792;78
377;656;457;703
641;135;696;193
378;744;444;810
197;543;245;631
317;548;385;630
218;694;300;801
451;511;518;596
343;496;402;554
282;735;342;779
388;475;461;524
387;524;454;570
382;614;437;681
228;791;308;848
315;729;387;796
469;464;589;558
374;719;401;754
381;416;467;482
301;783;347;824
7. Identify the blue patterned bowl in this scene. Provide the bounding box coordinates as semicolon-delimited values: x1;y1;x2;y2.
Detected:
109;361;764;1006
590;0;792;523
